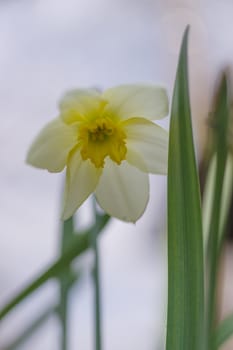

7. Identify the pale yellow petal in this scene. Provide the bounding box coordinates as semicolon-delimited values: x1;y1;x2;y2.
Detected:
103;84;168;121
26;118;77;172
59;88;105;124
95;159;149;222
125;148;148;172
124;117;168;174
62;149;102;220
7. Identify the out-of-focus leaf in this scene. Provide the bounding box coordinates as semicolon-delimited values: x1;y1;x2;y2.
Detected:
3;306;55;350
0;213;110;321
205;75;229;350
2;270;80;350
214;313;233;348
203;154;233;251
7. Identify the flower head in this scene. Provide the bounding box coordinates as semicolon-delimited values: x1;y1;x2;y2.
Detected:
27;84;169;222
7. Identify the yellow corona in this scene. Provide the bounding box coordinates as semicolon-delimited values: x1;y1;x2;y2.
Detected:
79;117;127;168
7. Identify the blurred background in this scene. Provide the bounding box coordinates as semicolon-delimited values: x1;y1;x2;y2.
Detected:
0;0;233;349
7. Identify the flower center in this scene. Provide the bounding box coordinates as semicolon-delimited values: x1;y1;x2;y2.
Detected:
78;117;127;168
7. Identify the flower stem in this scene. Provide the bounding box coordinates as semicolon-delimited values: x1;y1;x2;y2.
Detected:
60;286;68;350
91;201;102;350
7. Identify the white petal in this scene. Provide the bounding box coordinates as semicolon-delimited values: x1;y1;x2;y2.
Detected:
95;159;149;222
125;148;148;172
26;118;77;172
59;88;104;123
62;150;102;220
103;84;168;121
124;118;168;174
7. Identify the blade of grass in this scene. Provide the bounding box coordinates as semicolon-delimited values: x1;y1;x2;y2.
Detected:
214;313;233;348
2;272;80;350
3;305;55;350
203;154;233;252
3;273;80;350
0;213;110;321
166;27;204;350
206;74;229;350
218;154;233;247
3;268;80;350
202;155;217;251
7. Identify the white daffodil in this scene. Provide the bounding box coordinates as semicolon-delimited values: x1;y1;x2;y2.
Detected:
27;84;169;222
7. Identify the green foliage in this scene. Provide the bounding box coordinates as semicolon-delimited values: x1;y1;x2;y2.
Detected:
205;75;230;350
166;27;205;350
0;212;110;321
215;313;233;348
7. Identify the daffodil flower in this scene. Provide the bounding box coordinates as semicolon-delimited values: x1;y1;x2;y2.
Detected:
27;85;169;222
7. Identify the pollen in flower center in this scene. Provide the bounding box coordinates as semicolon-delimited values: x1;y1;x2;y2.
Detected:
89;120;114;142
79;117;127;168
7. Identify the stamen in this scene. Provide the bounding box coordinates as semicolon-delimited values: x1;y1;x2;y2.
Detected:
78;117;127;168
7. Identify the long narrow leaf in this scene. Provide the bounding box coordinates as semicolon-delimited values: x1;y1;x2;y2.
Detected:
166;27;204;350
203;154;233;251
206;75;229;350
2;272;80;350
3;306;55;350
214;313;233;348
0;213;110;321
218;154;233;246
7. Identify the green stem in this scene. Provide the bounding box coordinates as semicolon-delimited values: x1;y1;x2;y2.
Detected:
91;201;102;350
93;233;102;350
60;285;68;350
59;216;74;350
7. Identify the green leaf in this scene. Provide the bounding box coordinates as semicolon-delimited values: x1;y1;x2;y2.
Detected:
3;305;55;350
0;213;110;321
166;27;205;350
218;154;233;246
3;271;80;350
203;154;233;252
214;313;233;348
205;74;230;350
